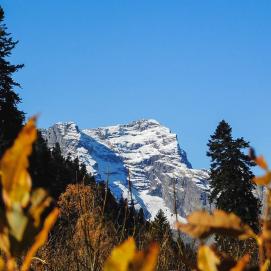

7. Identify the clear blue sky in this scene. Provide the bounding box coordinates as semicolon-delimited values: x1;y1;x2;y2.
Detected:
2;1;271;169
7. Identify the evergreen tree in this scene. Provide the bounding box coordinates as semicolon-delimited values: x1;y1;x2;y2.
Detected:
151;209;171;242
47;143;93;198
0;7;25;157
137;208;145;225
30;131;52;190
30;139;94;199
207;120;260;231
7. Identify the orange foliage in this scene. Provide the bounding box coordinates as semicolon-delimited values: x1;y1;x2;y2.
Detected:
0;118;59;271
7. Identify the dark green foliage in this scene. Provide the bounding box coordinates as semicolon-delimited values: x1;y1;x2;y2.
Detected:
207;120;260;231
114;195;143;241
30;135;95;199
150;209;171;242
96;181;120;220
30;131;51;189
137;208;145;225
0;6;25;157
148;209;190;270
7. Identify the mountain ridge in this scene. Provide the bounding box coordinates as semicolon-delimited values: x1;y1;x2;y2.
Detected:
42;119;210;225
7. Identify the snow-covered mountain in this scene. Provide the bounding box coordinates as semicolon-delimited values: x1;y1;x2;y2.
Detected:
42;119;210;225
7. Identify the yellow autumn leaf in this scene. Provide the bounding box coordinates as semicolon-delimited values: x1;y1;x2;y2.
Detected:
29;188;52;227
131;243;159;271
104;237;159;271
177;210;256;240
198;245;220;271
255;156;269;170
6;258;17;271
0;117;37;208
0;256;5;271
104;237;136;271
140;244;159;271
21;208;59;271
253;172;271;186
6;206;28;241
230;255;250;271
0;225;10;256
261;260;270;271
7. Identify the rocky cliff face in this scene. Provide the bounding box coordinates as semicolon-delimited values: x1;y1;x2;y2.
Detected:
42;119;210;224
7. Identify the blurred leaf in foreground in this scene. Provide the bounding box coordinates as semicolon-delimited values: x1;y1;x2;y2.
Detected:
230;254;250;271
104;237;159;271
198;245;220;271
0;118;59;271
0;117;37;208
177;210;256;240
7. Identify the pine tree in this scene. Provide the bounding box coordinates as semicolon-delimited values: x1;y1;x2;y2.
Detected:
151;209;171;242
0;7;25;157
207;120;260;231
137;208;145;225
30;131;52;190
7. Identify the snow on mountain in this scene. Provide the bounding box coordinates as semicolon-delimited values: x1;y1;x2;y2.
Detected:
42;119;210;225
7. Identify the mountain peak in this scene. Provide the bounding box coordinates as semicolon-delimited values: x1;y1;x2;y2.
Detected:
54;121;80;133
129;118;161;126
42;120;210;225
